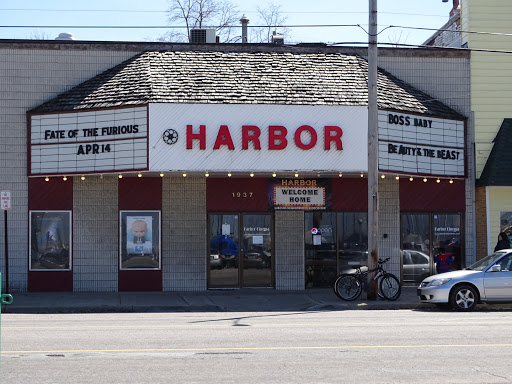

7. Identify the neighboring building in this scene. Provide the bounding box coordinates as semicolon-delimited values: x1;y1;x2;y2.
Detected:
0;40;471;292
425;0;512;259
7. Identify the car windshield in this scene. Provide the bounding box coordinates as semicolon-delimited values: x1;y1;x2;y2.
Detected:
466;252;507;271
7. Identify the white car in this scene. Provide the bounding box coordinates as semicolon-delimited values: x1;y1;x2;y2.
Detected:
417;249;512;311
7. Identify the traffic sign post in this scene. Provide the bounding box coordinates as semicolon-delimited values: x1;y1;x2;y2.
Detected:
1;191;10;294
0;191;10;211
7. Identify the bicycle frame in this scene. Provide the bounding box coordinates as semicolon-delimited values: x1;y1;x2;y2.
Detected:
333;257;401;301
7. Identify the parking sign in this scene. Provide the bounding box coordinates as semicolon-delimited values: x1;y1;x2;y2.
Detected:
1;190;11;210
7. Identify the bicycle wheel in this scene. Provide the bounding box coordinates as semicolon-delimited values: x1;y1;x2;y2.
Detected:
379;273;401;301
334;274;362;301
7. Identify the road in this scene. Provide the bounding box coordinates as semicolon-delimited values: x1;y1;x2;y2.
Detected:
1;308;512;383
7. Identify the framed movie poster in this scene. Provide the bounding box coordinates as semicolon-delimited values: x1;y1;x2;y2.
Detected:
119;211;161;270
29;211;72;271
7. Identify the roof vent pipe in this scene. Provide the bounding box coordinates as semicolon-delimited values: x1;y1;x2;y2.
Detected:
240;15;249;43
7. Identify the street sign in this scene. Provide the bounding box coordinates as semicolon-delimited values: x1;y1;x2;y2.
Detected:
1;190;11;210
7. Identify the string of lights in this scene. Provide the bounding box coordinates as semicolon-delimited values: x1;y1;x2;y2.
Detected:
40;172;461;184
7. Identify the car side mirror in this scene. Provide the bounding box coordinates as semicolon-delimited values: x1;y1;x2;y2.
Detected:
490;265;501;272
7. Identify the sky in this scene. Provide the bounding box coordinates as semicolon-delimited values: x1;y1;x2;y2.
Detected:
0;1;455;46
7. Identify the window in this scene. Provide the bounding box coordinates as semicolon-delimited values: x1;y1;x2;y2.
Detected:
401;213;463;284
304;212;368;288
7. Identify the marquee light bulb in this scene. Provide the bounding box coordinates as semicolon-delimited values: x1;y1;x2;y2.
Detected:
138;173;142;178
395;176;399;180
227;172;232;177
205;172;209;177
380;174;385;179
436;179;441;183
272;172;277;177
338;173;342;178
118;174;123;179
449;179;454;184
45;177;49;182
160;172;164;177
360;173;364;178
63;176;68;181
294;172;299;178
423;178;427;183
81;176;85;181
409;177;413;182
250;172;254;177
182;172;187;177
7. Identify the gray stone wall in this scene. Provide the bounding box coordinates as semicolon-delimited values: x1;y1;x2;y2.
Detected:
162;177;207;291
274;210;305;290
378;178;401;278
73;177;118;292
0;46;138;292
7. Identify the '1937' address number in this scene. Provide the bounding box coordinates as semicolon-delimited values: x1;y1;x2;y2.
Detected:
231;192;254;198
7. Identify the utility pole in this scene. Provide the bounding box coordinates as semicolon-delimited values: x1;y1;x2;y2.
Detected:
367;0;379;299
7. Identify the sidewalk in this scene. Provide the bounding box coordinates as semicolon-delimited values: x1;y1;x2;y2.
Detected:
2;287;422;314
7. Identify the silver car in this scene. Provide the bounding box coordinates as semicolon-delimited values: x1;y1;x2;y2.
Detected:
417;249;512;311
402;250;431;284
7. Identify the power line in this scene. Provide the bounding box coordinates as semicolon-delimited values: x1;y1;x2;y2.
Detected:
2;23;512;38
0;8;448;17
0;24;363;29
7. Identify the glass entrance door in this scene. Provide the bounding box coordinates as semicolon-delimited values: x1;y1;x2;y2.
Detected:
208;214;273;288
241;215;272;287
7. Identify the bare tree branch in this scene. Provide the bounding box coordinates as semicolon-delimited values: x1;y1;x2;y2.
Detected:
163;0;239;42
253;2;290;43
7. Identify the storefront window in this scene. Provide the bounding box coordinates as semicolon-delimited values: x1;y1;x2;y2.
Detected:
401;213;463;285
401;214;430;285
433;214;462;271
500;212;512;243
120;211;161;270
305;212;368;287
305;212;336;287
338;212;368;269
29;211;71;270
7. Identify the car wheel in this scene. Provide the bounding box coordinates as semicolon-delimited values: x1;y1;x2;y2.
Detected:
449;284;478;312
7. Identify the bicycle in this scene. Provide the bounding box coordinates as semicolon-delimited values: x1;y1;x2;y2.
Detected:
333;257;401;301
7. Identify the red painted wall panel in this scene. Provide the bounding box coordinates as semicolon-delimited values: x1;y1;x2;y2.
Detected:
207;178;269;212
28;177;73;210
118;270;163;292
331;178;368;211
118;177;162;291
28;177;73;292
118;177;162;210
28;272;73;292
399;179;465;212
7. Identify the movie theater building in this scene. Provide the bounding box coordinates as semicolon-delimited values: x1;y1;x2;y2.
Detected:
0;41;473;292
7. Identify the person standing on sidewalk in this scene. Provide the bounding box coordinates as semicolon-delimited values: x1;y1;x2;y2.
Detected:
494;232;511;252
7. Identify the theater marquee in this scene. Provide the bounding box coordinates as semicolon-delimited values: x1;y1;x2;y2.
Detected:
29;106;148;175
378;111;465;177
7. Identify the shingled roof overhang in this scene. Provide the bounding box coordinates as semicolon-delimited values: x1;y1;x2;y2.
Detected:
477;119;512;187
29;49;464;120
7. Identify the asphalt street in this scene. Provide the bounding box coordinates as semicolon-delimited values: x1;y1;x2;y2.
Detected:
2;309;512;383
